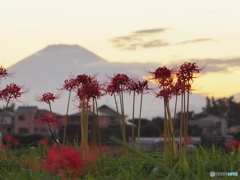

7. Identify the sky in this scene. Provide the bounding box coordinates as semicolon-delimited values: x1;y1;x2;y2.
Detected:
0;0;240;98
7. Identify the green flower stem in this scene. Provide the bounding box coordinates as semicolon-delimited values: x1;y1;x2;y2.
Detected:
48;103;59;141
63;90;72;145
114;93;124;142
119;87;126;145
137;92;143;150
163;102;168;164
80;103;89;157
48;125;60;147
91;97;96;148
95;98;101;155
183;91;190;157
131;91;136;148
166;103;177;157
179;94;184;165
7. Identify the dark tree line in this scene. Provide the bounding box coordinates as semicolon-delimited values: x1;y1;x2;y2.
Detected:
202;96;240;126
125;96;240;139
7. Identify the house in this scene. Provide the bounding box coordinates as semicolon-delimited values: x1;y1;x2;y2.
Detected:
14;106;38;135
60;110;109;137
58;105;125;141
14;106;62;136
188;115;228;137
59;108;117;137
98;104;127;126
12;104;125;137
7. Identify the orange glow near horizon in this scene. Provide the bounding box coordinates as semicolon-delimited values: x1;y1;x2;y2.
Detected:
143;69;240;99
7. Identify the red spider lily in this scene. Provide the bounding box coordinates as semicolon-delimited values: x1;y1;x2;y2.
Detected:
0;83;27;101
11;138;20;145
40;137;49;146
72;74;101;100
137;80;149;93
105;73;130;95
112;73;130;85
35;92;61;104
173;62;201;95
177;62;201;82
3;134;12;142
150;66;174;87
76;79;103;101
85;79;103;99
152;66;172;79
35;113;57;126
44;146;85;178
61;78;78;91
225;140;240;151
105;83;117;96
75;74;95;85
172;80;192;95
156;86;175;102
128;79;149;94
0;66;11;79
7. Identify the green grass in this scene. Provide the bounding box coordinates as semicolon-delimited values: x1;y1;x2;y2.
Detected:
0;144;239;180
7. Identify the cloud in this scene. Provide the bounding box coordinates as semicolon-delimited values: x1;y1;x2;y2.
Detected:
109;28;170;50
202;58;240;73
142;40;169;48
110;28;213;50
176;38;213;45
133;28;168;34
111;35;144;50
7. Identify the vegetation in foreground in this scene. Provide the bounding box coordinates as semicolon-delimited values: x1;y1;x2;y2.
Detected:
0;140;239;180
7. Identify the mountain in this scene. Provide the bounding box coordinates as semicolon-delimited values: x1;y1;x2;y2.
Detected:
1;44;206;119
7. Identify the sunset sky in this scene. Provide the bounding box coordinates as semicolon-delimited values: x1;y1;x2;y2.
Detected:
0;0;240;98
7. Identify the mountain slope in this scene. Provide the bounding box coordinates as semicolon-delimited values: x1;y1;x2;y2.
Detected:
9;44;107;76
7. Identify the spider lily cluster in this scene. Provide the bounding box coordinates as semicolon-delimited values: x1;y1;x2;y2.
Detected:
33;62;201;160
149;62;201;167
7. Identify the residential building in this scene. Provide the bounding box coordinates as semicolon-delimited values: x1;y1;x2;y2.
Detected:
59;108;115;138
188;115;228;137
14;106;62;136
14;106;38;135
98;104;126;126
58;105;125;140
12;104;125;137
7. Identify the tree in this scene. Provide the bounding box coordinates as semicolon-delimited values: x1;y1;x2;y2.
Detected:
203;96;240;126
